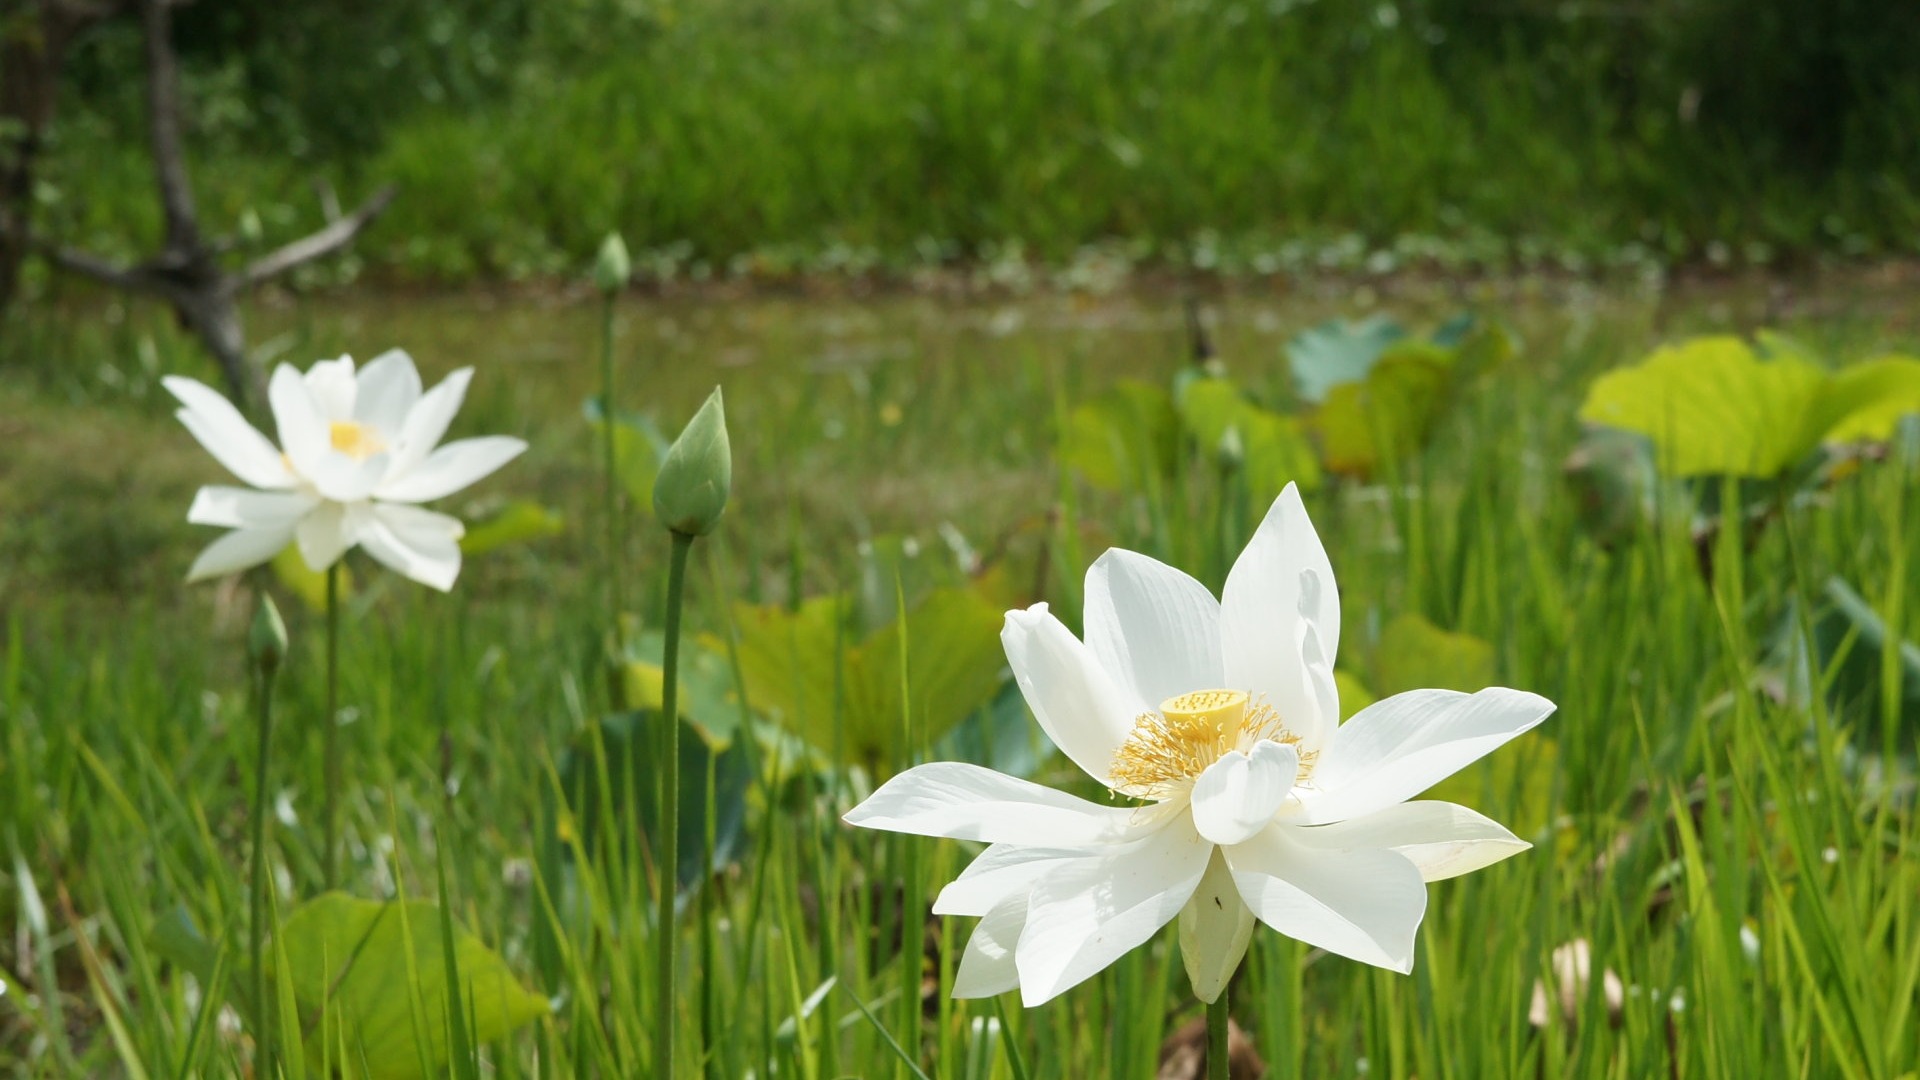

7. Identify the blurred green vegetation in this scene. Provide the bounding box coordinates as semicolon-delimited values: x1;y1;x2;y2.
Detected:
30;0;1920;284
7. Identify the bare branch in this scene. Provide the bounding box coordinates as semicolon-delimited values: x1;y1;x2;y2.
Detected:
238;184;395;289
13;228;172;296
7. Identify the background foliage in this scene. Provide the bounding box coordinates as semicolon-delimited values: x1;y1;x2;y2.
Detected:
33;0;1920;283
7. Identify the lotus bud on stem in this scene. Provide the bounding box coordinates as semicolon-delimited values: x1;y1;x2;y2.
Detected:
593;232;632;296
650;385;731;1079
653;387;731;538
594;231;631;622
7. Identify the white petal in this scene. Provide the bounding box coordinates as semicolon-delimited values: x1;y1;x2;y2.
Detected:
1298;589;1340;745
1190;740;1299;847
935;844;1086;917
358;502;464;591
186;487;315;529
306;453;391;504
1002;603;1144;787
186;525;293;582
1179;848;1255;1003
1297;688;1555;824
1226;825;1426;973
388;367;475;477
302;355;358;420
269;364;329;477
163;376;294;490
1083;548;1224;710
352;349;422;438
1221;485;1340;749
1297;801;1530;882
1014;822;1211;1006
295;501;354;572
843;761;1145;847
376;436;526;503
953;895;1028;1000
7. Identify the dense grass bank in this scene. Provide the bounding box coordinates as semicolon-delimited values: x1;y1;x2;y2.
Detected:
32;0;1920;287
3;282;1919;1074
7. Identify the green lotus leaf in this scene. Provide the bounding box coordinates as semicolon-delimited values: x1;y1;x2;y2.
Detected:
1578;336;1826;478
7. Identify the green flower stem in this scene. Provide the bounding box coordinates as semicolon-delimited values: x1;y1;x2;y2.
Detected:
600;291;625;621
249;648;280;1076
1208;989;1230;1080
653;529;696;1079
322;561;341;890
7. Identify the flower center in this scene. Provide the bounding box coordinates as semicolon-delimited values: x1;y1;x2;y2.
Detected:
1109;688;1309;800
328;420;387;461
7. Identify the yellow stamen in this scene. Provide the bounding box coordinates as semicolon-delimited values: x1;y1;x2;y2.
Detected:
1109;689;1310;800
328;420;387;461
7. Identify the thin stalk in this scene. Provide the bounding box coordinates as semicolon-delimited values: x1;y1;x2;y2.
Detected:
250;658;280;1077
601;293;624;621
322;561;342;890
654;530;696;1079
1208;990;1230;1080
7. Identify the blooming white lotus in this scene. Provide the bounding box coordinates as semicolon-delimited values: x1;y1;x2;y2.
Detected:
845;485;1555;1007
166;351;526;591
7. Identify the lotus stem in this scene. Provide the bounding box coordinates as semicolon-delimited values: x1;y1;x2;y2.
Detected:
654;529;695;1077
249;628;281;1074
601;290;624;622
1208;989;1230;1080
322;560;342;890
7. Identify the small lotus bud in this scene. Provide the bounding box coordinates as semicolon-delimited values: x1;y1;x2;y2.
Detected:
249;593;288;676
593;233;632;294
1215;424;1245;471
653;387;732;537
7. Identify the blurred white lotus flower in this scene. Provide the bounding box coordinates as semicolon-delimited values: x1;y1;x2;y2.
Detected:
166;351;526;590
845;484;1554;1007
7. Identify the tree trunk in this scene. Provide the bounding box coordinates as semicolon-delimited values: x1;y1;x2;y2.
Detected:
0;2;96;312
6;0;392;410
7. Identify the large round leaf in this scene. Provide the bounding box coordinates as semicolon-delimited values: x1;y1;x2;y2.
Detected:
1578;337;1826;478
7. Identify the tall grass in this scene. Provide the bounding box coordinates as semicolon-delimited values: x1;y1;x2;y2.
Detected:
2;283;1918;1075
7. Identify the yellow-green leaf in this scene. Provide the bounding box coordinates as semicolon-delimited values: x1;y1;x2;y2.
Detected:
1315;342;1454;477
1426;734;1558;835
276;893;548;1079
1062;380;1178;493
1372;612;1495;698
459;501;564;556
271;545;348;613
1176;377;1321;495
1578;336;1826;478
718;596;842;749
720;581;1008;775
1333;669;1375;721
1811;355;1920;445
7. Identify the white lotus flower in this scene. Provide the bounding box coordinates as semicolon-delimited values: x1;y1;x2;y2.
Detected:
845;484;1554;1007
165;351;526;591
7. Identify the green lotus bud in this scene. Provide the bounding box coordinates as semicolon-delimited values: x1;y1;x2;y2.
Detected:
249;593;288;676
1215;424;1245;471
593;232;631;294
653;387;731;537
